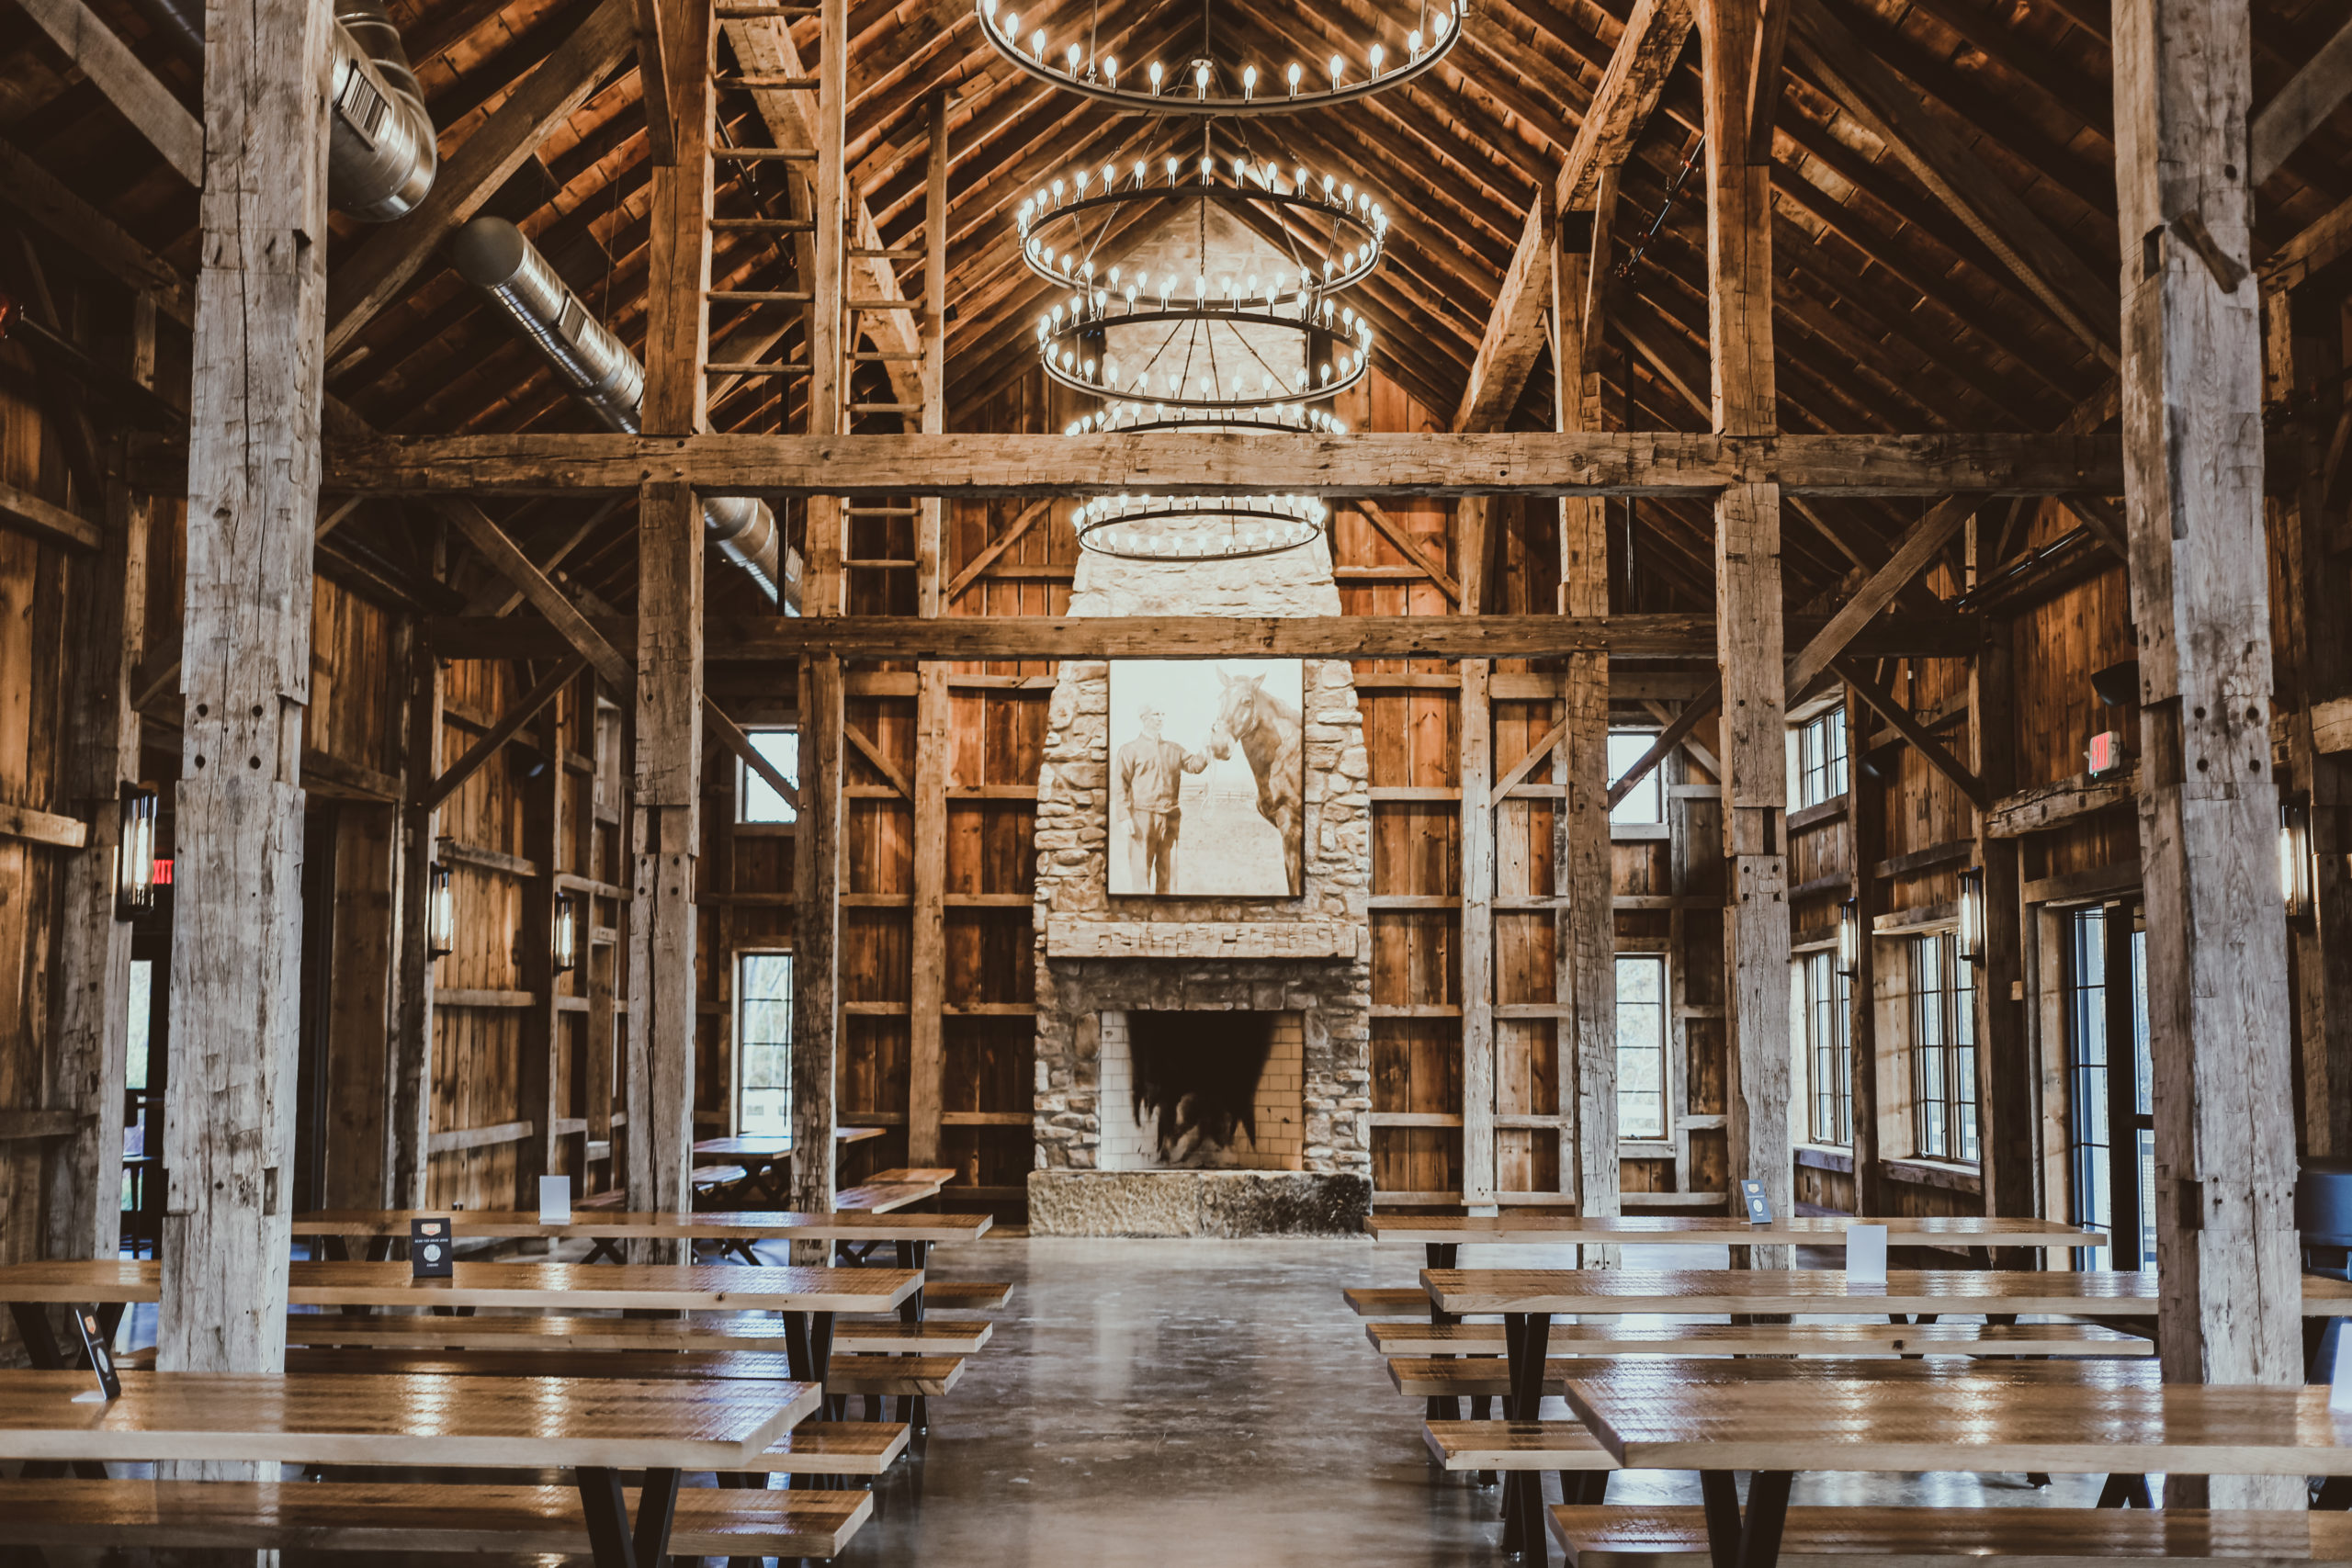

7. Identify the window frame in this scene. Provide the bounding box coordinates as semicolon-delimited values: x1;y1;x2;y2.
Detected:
733;948;795;1136
735;727;801;825
1607;729;1665;827
1614;952;1670;1141
1908;930;1978;1163
1792;706;1849;809
1799;949;1851;1146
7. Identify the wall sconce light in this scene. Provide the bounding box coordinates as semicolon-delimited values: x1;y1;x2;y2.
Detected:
113;785;157;920
427;861;456;959
2283;802;2316;919
1837;897;1860;978
1957;867;1986;965
552;890;579;975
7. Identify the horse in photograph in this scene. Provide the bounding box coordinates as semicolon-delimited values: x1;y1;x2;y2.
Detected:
1207;667;1305;894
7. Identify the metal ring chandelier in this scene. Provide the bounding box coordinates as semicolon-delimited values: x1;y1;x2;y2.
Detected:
976;0;1460;116
1064;399;1348;435
1017;154;1388;295
1074;493;1329;560
1037;294;1375;407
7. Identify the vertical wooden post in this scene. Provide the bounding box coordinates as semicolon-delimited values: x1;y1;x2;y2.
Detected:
1555;178;1620;1231
1845;684;1886;1216
323;796;400;1209
159;0;332;1382
2269;286;2352;1156
390;635;443;1207
43;289;152;1263
518;677;566;1203
1460;659;1496;1208
803;0;847;615
915;89;948;619
791;654;845;1223
2114;0;2303;1485
1700;0;1792;1234
625;0;712;1224
908;662;949;1166
1973;613;2032;1224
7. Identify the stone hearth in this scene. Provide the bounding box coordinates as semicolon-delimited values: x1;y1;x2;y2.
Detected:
1028;507;1373;1235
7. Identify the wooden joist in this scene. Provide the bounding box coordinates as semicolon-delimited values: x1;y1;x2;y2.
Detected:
0;804;90;850
323;432;2127;499
0;479;103;555
1983;770;2137;838
9;0;202;183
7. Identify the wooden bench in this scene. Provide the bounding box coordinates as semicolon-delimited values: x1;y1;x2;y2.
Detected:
1344;1286;1453;1317
742;1420;910;1475
1424;1419;1615;1474
834;1168;956;1213
916;1280;1013;1311
1545;1507;2352;1568
1365;1321;2155;1358
0;1478;869;1557
1390;1354;2141;1401
282;1310;994;1355
821;1353;967;1398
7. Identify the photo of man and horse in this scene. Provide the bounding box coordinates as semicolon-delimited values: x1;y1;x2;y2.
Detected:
1107;660;1306;898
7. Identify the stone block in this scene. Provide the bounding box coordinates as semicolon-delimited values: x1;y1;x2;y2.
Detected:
1026;1170;1372;1237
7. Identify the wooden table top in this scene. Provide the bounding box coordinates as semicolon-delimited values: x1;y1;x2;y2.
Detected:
1369;1214;2102;1247
1425;1266;2352;1316
0;1370;814;1468
290;1209;990;1243
0;1260;922;1314
1562;1366;2352;1475
692;1128;884;1160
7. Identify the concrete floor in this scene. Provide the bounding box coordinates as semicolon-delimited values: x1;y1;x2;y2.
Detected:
818;1235;2110;1567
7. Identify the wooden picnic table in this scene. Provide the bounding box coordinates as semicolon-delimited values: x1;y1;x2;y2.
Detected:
293;1207;988;1251
0;1259;918;1386
694;1129;884;1204
1562;1364;2352;1568
1419;1265;2330;1318
0;1368;812;1568
1367;1213;2102;1251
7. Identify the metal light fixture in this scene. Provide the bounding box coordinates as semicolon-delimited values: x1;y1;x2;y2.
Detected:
552;890;579;975
1837;897;1860;978
113;784;158;920
1075;492;1329;561
2283;802;2316;919
1956;867;1986;965
426;860;456;959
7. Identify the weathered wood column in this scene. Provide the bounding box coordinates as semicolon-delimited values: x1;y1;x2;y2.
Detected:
626;0;713;1220
907;662;949;1166
1699;0;1792;1230
42;291;152;1263
389;631;442;1206
790;654;845;1221
2113;0;2303;1494
159;0;332;1381
801;0;847;614
1972;602;2033;1227
1459;659;1497;1207
1555;182;1620;1233
1844;683;1886;1217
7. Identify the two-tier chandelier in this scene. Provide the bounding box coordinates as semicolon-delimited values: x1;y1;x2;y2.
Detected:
977;0;1459;115
1074;493;1329;560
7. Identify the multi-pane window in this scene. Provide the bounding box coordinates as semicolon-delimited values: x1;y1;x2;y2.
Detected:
1792;707;1849;808
1608;731;1663;826
736;952;794;1134
737;728;799;824
1909;931;1978;1161
1616;953;1668;1139
2067;906;2155;1269
1799;951;1851;1145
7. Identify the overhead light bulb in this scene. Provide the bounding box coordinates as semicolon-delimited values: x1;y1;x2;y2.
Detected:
1329;52;1342;87
1243;64;1257;97
1031;28;1045;55
1194;60;1211;97
1288;62;1302;94
1066;42;1081;71
1370;43;1385;74
1149;61;1163;93
1408;28;1422;56
1105;56;1117;86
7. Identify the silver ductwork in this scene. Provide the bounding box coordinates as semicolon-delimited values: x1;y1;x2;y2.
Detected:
329;0;439;221
124;0;437;220
449;217;795;606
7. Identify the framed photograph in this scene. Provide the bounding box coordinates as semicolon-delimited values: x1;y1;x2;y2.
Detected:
1107;659;1305;897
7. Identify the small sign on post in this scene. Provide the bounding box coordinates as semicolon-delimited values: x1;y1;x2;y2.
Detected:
538;1175;573;1226
1738;1179;1773;1224
69;1306;120;1402
412;1215;455;1279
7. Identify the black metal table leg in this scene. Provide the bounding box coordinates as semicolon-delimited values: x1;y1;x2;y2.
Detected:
630;1468;681;1564
897;1238;931;1428
1738;1471;1792;1568
810;1310;838;1417
1502;1311;1552;1558
1700;1471;1744;1568
10;1302;63;1369
576;1467;636;1567
1426;1242;1463;1423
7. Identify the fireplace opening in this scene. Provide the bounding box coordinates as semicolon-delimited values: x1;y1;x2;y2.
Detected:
1097;1010;1304;1170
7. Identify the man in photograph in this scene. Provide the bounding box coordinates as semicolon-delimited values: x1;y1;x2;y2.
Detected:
1115;702;1210;894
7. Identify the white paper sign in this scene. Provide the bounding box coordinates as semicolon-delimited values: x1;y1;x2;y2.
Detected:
1846;1224;1889;1286
538;1175;572;1226
2331;1325;2352;1412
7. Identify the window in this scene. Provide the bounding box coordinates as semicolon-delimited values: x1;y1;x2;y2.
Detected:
1799;951;1851;1145
737;728;799;823
2066;905;2154;1269
735;952;794;1134
1792;706;1849;809
1909;931;1978;1161
1615;953;1668;1139
1608;731;1663;826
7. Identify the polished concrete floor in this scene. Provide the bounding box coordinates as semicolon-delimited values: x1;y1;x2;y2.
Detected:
809;1235;2109;1567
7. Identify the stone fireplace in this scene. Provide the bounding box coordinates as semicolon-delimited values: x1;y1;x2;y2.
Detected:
1028;515;1374;1236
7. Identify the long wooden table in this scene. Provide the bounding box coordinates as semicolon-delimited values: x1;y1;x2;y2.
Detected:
0;1368;812;1567
695;1129;884;1204
1418;1266;2323;1318
292;1207;989;1266
0;1259;919;1384
1369;1213;2102;1249
1563;1364;2352;1568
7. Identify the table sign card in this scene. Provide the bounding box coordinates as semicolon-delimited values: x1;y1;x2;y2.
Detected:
1739;1180;1774;1224
1846;1224;1889;1291
70;1306;119;1401
538;1175;572;1226
412;1216;454;1279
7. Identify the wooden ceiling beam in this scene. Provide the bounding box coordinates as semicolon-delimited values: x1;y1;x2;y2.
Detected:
2253;11;2352;184
11;0;203;184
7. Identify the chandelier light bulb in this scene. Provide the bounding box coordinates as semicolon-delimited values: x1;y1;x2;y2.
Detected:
1001;9;1015;39
1066;42;1081;71
1031;28;1045;55
1243;65;1257;98
1105;56;1117;85
1149;61;1163;93
1369;43;1385;74
1194;60;1211;97
1329;52;1342;87
1408;27;1422;55
1288;62;1302;94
